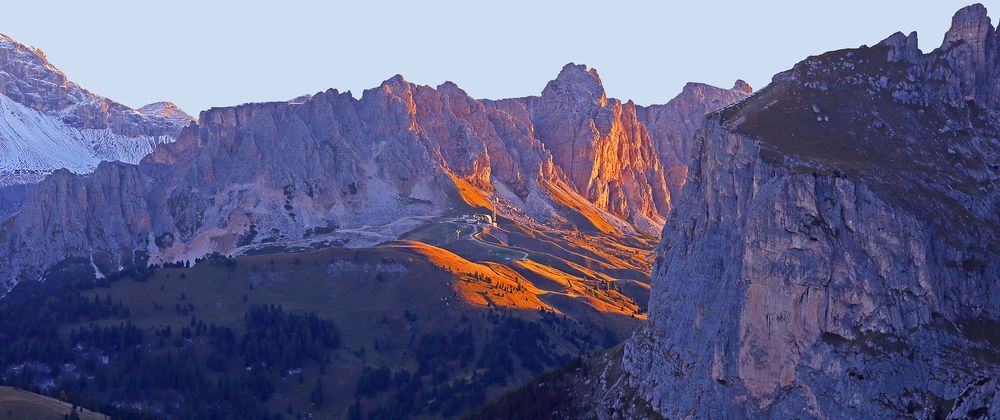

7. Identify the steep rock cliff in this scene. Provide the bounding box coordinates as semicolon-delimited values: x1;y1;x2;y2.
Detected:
526;64;670;231
624;4;1000;418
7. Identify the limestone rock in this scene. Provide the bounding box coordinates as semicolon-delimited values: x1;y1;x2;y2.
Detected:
528;63;670;229
948;377;1000;419
624;4;1000;417
878;31;921;62
0;61;745;293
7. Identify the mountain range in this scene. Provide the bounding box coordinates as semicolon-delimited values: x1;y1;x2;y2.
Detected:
4;3;1000;419
0;43;749;293
471;4;1000;419
0;25;750;418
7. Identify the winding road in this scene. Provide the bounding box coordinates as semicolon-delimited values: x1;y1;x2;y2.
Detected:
446;216;529;262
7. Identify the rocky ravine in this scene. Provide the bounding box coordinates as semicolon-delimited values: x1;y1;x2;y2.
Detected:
0;59;748;293
624;4;1000;418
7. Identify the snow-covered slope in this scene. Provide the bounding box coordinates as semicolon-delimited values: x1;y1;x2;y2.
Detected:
0;33;191;186
0;93;173;186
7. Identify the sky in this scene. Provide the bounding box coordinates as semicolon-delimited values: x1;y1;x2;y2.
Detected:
0;1;996;114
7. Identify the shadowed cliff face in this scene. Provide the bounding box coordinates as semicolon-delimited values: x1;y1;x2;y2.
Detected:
0;62;748;292
625;4;1000;418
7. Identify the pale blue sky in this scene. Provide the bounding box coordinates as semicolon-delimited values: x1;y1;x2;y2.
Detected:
0;1;994;114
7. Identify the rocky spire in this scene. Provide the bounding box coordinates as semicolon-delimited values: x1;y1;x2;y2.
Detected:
930;4;1000;108
877;31;920;62
942;4;994;49
941;3;996;75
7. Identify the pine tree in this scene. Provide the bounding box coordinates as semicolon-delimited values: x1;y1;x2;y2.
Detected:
309;379;324;407
346;399;362;420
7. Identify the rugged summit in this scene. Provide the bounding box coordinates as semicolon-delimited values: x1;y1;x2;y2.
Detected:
0;62;746;293
528;64;670;232
525;64;751;231
624;4;1000;418
0;34;192;186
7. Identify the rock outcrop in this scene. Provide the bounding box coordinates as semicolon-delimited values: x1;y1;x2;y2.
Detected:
624;4;1000;418
521;63;750;231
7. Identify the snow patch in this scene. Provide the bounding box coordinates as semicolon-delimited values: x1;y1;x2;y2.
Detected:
0;93;174;186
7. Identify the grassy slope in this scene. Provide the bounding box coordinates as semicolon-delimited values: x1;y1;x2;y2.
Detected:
7;182;657;417
50;239;641;417
0;386;107;420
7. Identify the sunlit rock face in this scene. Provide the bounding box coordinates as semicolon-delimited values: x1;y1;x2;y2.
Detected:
528;64;670;231
624;4;1000;418
0;59;747;293
521;63;751;232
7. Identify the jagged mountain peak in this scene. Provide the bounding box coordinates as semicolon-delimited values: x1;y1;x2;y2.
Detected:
0;33;194;186
542;62;607;106
363;74;419;105
376;74;413;93
384;73;409;84
942;3;994;49
0;33;191;137
436;80;465;94
556;62;601;80
0;32;47;59
877;31;921;62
